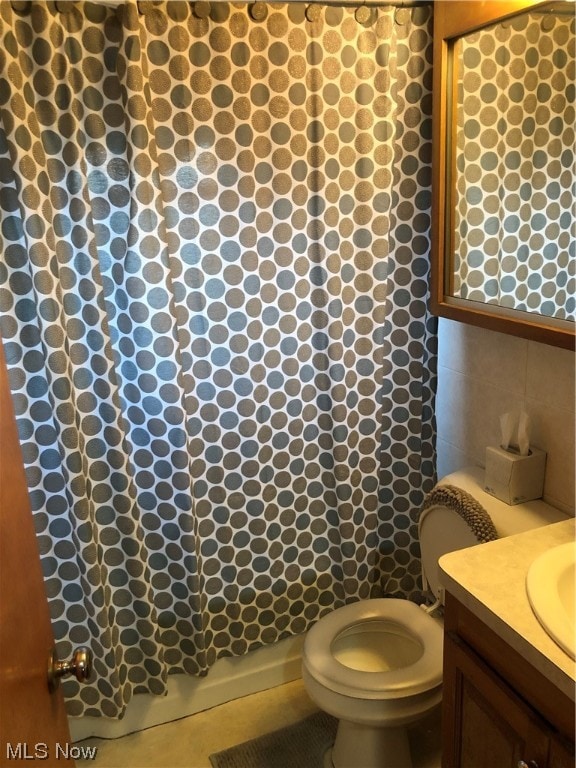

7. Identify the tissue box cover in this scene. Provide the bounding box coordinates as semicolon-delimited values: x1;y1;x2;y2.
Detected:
484;445;547;505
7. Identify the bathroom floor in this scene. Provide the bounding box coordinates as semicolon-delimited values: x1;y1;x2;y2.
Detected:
76;679;442;768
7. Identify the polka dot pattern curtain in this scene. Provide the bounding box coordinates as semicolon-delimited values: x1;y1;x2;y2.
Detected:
0;1;436;718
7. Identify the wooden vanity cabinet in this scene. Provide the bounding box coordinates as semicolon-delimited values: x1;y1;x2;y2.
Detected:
442;592;575;768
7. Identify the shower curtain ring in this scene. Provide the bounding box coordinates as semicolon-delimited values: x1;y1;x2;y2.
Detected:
355;2;372;25
394;2;410;26
249;2;268;21
10;0;31;13
305;4;322;23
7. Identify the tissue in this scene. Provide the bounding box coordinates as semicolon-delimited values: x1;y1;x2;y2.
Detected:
499;411;516;452
517;411;530;457
499;410;530;455
485;410;546;505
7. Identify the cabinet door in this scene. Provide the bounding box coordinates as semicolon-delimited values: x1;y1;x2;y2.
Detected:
442;633;550;768
548;736;575;768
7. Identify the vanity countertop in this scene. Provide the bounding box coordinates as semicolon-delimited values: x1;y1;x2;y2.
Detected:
439;517;576;701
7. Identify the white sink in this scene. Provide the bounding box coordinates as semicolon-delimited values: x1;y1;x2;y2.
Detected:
526;541;575;659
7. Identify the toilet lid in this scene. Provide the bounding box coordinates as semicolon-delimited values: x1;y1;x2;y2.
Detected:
302;598;443;700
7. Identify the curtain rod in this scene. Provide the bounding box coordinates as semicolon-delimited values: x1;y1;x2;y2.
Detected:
92;0;432;7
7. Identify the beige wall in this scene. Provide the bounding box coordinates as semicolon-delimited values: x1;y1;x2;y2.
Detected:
436;318;575;515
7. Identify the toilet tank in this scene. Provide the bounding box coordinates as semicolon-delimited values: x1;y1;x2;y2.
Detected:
419;466;570;602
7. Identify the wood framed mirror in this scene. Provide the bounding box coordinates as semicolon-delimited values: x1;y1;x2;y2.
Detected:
431;0;575;350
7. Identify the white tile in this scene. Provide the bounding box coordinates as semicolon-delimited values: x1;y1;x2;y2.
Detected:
526;341;575;414
437;368;523;464
435;367;468;451
437;322;575;509
438;318;467;372
438;320;528;394
526;400;576;515
436;438;478;480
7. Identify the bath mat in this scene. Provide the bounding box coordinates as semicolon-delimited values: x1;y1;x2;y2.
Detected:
209;711;338;768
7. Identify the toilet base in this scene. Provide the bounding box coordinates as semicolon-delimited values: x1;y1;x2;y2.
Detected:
329;718;412;768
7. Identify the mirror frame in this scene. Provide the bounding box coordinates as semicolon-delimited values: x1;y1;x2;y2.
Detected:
431;0;576;350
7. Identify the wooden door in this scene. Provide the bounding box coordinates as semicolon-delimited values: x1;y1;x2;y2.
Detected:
0;337;75;765
442;632;550;768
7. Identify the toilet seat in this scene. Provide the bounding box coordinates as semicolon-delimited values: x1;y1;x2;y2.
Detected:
303;598;443;700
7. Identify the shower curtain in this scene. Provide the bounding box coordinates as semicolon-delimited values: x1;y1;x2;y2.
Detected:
0;0;436;718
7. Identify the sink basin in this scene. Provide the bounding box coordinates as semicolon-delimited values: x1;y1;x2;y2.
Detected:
526;541;575;659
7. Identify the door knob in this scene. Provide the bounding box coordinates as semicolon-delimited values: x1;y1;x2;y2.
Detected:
48;646;93;692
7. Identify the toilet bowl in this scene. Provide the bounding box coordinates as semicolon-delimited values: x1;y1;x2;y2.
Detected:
301;467;569;768
302;598;443;768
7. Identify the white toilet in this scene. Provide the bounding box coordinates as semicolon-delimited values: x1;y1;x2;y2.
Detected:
301;467;568;768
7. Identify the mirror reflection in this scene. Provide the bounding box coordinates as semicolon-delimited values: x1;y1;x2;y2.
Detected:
450;5;575;321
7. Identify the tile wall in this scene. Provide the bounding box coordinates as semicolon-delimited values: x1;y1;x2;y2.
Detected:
436;318;575;515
